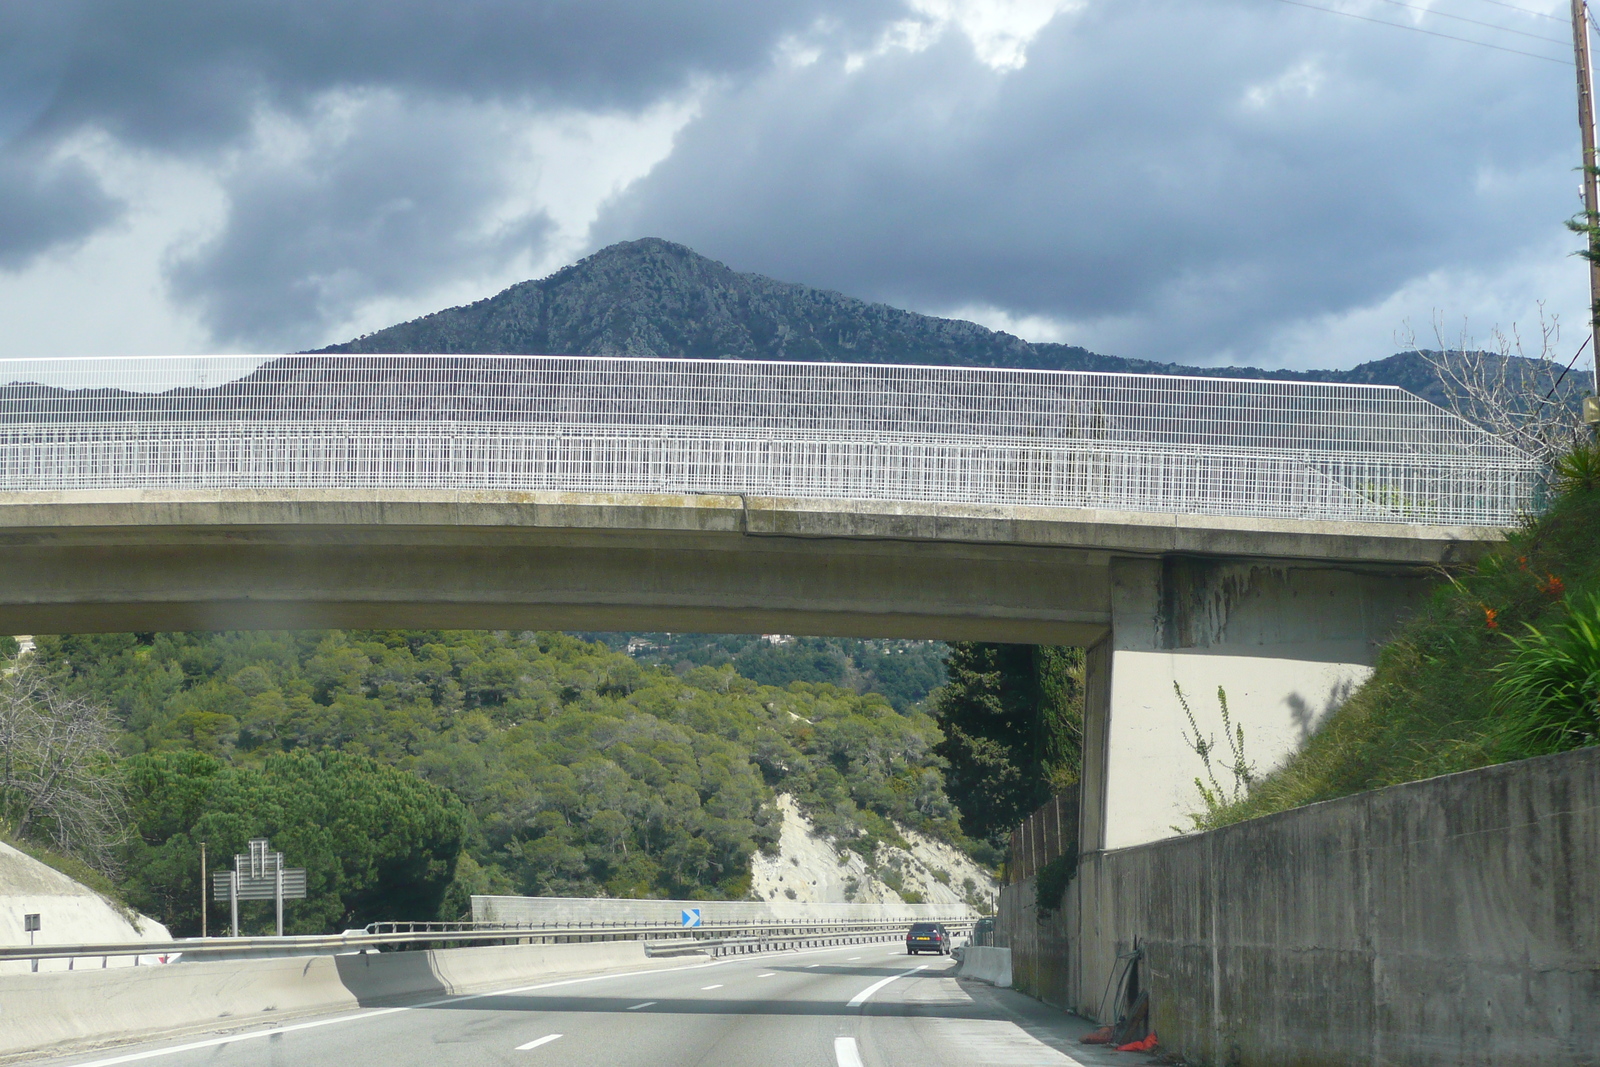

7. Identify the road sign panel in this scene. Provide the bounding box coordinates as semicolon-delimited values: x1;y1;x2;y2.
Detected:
681;908;701;928
213;869;308;902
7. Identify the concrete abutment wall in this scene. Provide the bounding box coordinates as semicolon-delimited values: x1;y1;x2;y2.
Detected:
1001;746;1600;1067
1081;556;1428;851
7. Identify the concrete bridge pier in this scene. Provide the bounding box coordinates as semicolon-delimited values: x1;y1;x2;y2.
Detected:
1079;556;1430;852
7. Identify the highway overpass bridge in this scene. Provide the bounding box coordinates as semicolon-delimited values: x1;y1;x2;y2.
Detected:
0;355;1540;849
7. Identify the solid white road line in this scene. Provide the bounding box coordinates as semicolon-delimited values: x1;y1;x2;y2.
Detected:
757;972;776;978
847;956;861;961
847;965;928;1007
834;1037;865;1067
515;1034;562;1051
625;1002;656;1010
701;984;724;990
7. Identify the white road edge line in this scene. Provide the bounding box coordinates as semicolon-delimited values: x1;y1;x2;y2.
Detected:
625;1001;656;1010
701;984;724;990
515;1034;562;1051
834;1036;865;1067
847;964;928;1007
757;972;776;977
50;942;891;1067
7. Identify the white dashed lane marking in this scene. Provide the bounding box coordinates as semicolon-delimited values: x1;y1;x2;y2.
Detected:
515;1034;562;1051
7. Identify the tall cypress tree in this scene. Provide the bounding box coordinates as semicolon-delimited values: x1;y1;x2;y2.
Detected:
931;643;1083;847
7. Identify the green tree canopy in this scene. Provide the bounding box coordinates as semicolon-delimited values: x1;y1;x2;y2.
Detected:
121;748;468;935
930;643;1082;847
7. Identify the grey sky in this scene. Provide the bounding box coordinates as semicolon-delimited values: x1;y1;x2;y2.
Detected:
0;0;1586;368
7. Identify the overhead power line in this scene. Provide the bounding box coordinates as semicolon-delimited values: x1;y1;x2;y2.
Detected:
1270;0;1572;63
1465;0;1567;21
1367;0;1569;46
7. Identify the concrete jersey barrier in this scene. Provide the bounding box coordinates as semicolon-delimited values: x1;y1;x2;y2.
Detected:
0;938;688;1060
957;946;1012;988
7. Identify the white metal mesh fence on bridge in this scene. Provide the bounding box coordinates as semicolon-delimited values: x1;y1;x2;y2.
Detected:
0;355;1542;527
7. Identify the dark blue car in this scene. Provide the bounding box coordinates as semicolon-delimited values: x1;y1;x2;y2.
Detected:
905;922;950;955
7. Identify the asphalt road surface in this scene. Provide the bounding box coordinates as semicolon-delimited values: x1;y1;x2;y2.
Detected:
30;942;1133;1067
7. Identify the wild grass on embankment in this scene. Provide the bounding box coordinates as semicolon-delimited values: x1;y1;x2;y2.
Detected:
1205;456;1600;828
0;823;135;915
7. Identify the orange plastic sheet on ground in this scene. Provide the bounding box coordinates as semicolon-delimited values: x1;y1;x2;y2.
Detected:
1115;1033;1159;1052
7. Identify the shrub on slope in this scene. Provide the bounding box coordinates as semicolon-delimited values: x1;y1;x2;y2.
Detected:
1209;460;1600;826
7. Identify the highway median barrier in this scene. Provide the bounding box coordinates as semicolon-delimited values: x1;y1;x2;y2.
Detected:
0;939;697;1061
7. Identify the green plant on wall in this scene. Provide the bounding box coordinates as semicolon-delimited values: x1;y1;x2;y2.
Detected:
1492;593;1600;756
1173;683;1256;832
1033;845;1077;918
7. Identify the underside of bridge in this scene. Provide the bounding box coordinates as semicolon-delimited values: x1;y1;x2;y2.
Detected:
0;486;1478;850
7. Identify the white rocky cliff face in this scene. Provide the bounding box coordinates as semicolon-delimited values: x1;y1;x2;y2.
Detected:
749;794;997;913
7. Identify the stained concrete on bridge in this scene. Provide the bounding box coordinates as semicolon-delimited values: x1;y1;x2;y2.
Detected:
0;487;1486;850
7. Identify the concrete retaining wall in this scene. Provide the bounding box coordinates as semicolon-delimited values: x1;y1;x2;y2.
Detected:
472;894;958;925
958;946;1012;988
999;745;1600;1067
0;937;689;1060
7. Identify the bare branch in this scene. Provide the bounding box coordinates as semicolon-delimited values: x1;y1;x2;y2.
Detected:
1399;308;1588;467
0;666;127;874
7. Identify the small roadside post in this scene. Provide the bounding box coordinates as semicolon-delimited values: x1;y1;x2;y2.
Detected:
24;913;39;972
199;841;207;938
211;838;307;936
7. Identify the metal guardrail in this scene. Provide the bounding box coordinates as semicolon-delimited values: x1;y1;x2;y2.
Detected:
0;917;977;968
0;355;1541;526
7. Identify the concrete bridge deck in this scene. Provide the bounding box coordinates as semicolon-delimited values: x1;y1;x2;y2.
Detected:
0;488;1494;639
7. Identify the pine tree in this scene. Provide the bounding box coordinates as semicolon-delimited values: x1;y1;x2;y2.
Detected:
930;643;1083;846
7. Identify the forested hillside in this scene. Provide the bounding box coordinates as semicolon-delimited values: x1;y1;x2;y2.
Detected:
578;632;947;712
27;630;973;934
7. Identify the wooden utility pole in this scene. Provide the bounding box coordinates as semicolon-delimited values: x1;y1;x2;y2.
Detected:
1572;0;1600;395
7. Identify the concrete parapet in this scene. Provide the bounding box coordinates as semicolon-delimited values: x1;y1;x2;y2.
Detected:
0;937;693;1061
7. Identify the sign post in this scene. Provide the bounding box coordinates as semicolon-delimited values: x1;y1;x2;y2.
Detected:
212;838;307;937
24;913;40;972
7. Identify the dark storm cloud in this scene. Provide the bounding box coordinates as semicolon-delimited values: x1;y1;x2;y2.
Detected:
166;97;556;349
0;148;119;268
595;0;1576;364
0;0;898;285
14;0;902;151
